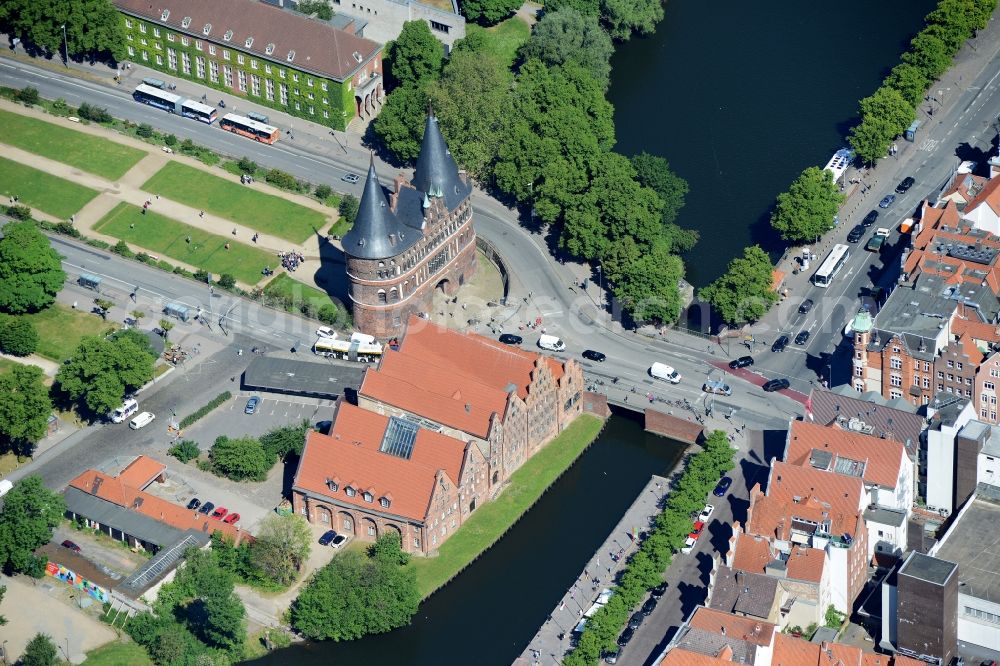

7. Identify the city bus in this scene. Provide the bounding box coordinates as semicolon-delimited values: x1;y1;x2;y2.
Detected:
812;244;851;288
219;113;280;144
180;99;218;124
132;84;181;113
313;335;383;363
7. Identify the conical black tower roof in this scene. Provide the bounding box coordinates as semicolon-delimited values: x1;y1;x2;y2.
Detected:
341;157;418;260
412;110;471;210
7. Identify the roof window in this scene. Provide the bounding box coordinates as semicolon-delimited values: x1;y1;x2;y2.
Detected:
202;23;212;35
265;42;275;55
160;9;170;20
245;36;253;48
352;51;362;63
380;497;391;508
223;29;233;42
345;486;356;497
363;491;373;503
287;50;296;62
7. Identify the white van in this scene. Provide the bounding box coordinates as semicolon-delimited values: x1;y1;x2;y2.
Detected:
316;326;337;339
649;362;682;384
538;334;566;352
0;479;13;497
110;398;139;424
129;412;156;430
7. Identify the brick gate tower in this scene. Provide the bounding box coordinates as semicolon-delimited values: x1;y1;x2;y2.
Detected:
341;111;477;337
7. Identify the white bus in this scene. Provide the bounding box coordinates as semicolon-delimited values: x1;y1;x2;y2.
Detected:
313;335;383;363
812;244;851;288
132;83;181;113
180;99;218;124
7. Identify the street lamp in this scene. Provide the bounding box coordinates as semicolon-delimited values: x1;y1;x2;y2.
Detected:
61;24;68;67
596;264;603;312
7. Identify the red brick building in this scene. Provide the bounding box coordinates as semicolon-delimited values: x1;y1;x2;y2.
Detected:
342;113;477;337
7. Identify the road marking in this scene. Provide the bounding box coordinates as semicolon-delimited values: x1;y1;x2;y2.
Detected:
919;138;940;151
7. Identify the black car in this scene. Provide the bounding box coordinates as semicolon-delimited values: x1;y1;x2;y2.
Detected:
198;501;215;515
628;611;644;630
713;476;733;497
186;498;202;511
617;626;635;647
640;596;658;616
650;581;668;598
498;333;523;345
762;378;791;392
794;330;810;345
798;299;814;314
729;355;754;369
862;209;879;227
582;349;606;362
318;530;338;546
846;224;865;243
895;176;915;193
771;335;789;353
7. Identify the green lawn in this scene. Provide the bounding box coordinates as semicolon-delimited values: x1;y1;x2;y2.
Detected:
81;640;153;666
0;109;146;180
410;414;604;597
142;162;329;243
467;16;532;67
15;304;117;362
0;155;100;219
263;273;333;305
94;202;276;284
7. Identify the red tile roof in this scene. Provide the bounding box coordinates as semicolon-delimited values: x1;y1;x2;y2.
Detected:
773;634;865;665
905;201;1000;293
952;316;1000;345
964;173;1000;217
116;455;166;490
730;531;824;583
114;0;380;82
294;403;469;522
763;462;864;536
658;650;738;666
688;607;776;646
68;469;245;542
786;421;904;489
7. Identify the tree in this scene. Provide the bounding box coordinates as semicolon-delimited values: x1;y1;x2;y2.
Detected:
0;476;65;576
55;334;156;417
0;317;38;356
21;633;58;666
699;245;778;325
296;0;334;20
460;0;521;24
385;21;443;89
0;365;52;454
292;533;419;640
251;515;312;586
630;151;690;228
0;221;66;315
858;87;915;143
849;117;895;166
0;0;126;61
168;440;200;463
902;31;954;80
158;318;174;339
884;62;930;108
518;9;614;88
600;0;664;40
314;183;333;200
168;549;246;654
612;243;685;324
149;623;197;665
544;0;601;17
769;166;844;242
210;436;270;481
427;50;514;180
337;194;360;228
260;420;310;460
217;274;236;289
373;83;429;163
93;298;114;319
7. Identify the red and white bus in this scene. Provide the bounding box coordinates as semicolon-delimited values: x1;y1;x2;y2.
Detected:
219;113;280;144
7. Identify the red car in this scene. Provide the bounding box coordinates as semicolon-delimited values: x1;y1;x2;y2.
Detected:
222;513;240;525
61;539;82;553
690;520;705;536
211;507;228;520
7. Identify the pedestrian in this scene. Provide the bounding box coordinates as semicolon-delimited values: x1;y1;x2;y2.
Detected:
199;210;205;218
559;601;565;611
130;223;135;229
224;242;230;250
155;194;160;200
72;301;77;309
232;228;237;236
186;236;191;243
141;208;146;216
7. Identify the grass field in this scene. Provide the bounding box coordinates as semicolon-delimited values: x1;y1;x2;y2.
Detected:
14;304;117;362
263;273;334;306
142;162;329;243
94;202;276;284
0;109;146;180
81;641;153;666
0;155;100;219
467;16;532;67
409;414;604;597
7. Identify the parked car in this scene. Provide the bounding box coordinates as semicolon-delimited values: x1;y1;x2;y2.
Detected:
698;504;715;521
895;176;915;193
582;349;606;362
498;333;523;345
794;330;810;345
866;234;886;252
603;648;620;664
703;379;732;396
879;194;896;208
617;626;635;647
211;506;228;520
331;534;348;548
198;501;215;515
681;534;698;554
771;335;789;352
763;378;791;392
223;513;240;525
650;581;668;598
690;520;705;536
798;298;814;314
846;224;865;243
186;498;202;511
61;539;82;553
729;356;754;369
341;173;360;184
319;530;338;546
628;612;644;630
244;396;262;415
315;326;336;338
640;596;658;616
713;476;733;497
862;209;879;227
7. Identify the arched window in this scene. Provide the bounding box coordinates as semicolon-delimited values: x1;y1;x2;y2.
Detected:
377;290;387;304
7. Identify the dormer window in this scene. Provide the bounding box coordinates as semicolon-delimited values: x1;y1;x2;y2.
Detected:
380;497;390;508
326;479;339;492
202;23;212;35
363;491;373;503
161;9;170;21
345;486;356;497
287;50;295;62
182;16;191;28
265;42;275;55
223;29;233;42
352;51;362;63
245;36;253;48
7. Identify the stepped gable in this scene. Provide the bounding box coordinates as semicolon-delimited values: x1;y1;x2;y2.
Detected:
342;156;419;260
411;110;472;210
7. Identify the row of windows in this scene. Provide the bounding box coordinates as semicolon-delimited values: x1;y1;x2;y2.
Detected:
980;408;998;421
324;479;391;508
964;606;1000;625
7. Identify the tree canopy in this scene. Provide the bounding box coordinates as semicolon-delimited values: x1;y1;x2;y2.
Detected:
210;435;271;482
518;9;614;89
0;475;66;577
252;515;312;587
291;533;419;640
385;20;444;89
698;245;778;325
460;0;521;25
0;0;126;62
0;317;38;357
21;633;58;666
259;420;310;461
0;365;53;455
599;0;664;40
373;83;429;163
0;221;66;315
55;334;156;417
769;166;844;242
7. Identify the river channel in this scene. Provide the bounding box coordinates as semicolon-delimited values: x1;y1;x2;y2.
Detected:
248;412;685;665
607;0;937;287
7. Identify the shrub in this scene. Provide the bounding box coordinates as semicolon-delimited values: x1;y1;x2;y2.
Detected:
168;439;200;463
16;86;40;105
317;303;341;326
135;252;151;263
237;157;258;174
112;240;134;258
164;133;178;146
210;435;270;481
7;205;32;221
179;391;231;429
314;184;333;200
51;221;81;237
77;102;112;123
193;269;211;284
85;239;111;250
265;168;300;191
0;318;39;356
338;194;360;226
136;123;155;138
217;274;236;289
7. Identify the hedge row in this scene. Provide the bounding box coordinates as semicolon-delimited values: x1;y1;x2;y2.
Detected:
179;391;232;430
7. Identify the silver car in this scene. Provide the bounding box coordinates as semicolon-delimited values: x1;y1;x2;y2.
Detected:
703;379;732;396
